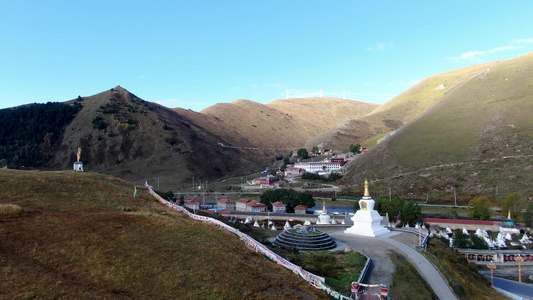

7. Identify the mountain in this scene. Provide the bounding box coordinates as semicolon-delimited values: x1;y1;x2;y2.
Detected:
343;52;533;202
307;62;501;150
1;86;274;189
201;97;378;149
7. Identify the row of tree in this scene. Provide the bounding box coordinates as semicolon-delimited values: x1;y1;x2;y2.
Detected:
301;172;342;182
0;102;82;168
468;194;533;226
260;189;316;213
369;198;422;227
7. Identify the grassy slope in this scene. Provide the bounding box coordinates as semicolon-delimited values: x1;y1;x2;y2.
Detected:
424;239;511;300
308;61;498;150
201;97;379;149
0;169;327;299
344;53;533;201
268;97;379;133
202;99;319;148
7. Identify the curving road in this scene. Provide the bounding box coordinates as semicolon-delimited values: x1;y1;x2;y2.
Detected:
330;230;458;300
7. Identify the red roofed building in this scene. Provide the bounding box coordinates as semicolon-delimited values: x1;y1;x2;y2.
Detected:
217;198;235;211
271;201;286;213
248;202;267;212
294;205;308;214
235;199;250;212
260;176;279;186
244;200;266;212
185;200;200;211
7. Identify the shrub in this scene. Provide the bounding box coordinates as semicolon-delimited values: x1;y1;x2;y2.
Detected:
0;203;22;216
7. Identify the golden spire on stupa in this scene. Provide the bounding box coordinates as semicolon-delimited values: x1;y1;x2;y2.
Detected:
364;180;370;197
322;200;327;214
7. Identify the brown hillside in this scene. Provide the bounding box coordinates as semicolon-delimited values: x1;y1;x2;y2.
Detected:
47;87;272;189
344;52;533;201
268;97;378;130
0;169;328;299
201;97;378;149
202;99;320;148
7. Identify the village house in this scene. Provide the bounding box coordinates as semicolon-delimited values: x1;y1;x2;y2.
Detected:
260;175;279;186
235;199;250;212
271;201;286;213
294;205;308;214
278;166;304;178
185;200;200;211
246;200;267;212
217;198;235;211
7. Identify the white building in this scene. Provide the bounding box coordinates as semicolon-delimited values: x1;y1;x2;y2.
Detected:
293;161;343;174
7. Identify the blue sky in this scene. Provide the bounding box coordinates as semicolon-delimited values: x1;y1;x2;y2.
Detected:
1;1;532;111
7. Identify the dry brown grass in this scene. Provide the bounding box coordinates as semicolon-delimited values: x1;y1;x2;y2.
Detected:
0;169;328;299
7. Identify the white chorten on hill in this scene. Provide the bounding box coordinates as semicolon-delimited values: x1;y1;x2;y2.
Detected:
344;180;389;237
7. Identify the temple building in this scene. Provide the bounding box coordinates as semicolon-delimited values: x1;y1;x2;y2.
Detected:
344;180;389;237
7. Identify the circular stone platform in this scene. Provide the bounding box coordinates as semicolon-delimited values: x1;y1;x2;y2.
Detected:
273;227;336;251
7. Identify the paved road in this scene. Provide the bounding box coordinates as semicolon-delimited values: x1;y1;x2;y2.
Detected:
381;235;457;300
484;276;533;300
330;230;458;300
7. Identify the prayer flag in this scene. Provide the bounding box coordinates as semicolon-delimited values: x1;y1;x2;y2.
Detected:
133;186;138;198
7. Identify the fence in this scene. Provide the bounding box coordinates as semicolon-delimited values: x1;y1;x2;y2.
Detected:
146;182;352;300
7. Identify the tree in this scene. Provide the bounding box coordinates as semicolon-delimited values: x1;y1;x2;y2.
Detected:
179;195;185;206
349;144;361;155
374;198;404;223
470;234;489;250
400;201;422;227
311;146;319;153
524;202;533;228
452;231;473;248
502;192;526;221
297;148;309;159
260;189;315;211
467;196;493;221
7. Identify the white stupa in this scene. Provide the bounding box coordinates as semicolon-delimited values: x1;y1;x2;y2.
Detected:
344;180;389;237
316;201;331;224
284;220;292;230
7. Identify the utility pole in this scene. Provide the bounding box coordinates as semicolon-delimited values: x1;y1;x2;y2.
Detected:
454;187;457;207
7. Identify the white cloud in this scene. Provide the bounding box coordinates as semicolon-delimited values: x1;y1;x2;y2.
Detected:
138;75;145;79
450;38;532;62
367;42;394;51
512;38;533;44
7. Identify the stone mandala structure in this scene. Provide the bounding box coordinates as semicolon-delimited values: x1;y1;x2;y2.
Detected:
273;226;336;251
